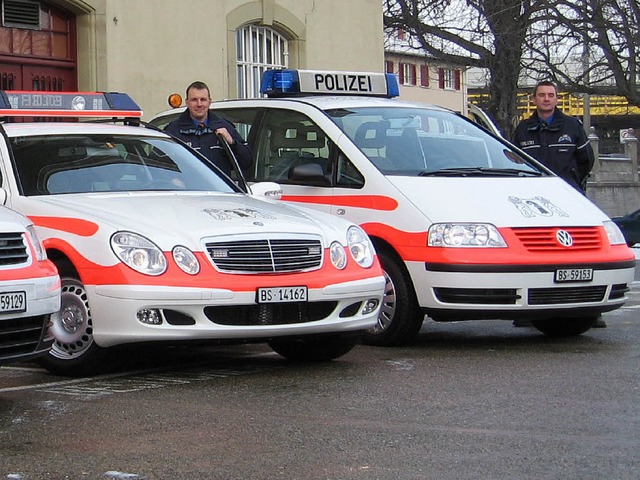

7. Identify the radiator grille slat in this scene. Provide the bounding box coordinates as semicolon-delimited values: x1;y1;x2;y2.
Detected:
206;238;322;273
0;232;29;266
513;227;601;252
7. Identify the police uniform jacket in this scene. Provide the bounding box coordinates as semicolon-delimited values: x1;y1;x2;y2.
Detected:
164;110;252;177
512;107;594;192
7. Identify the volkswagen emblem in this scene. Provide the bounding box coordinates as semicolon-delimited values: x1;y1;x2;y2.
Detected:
556;229;573;247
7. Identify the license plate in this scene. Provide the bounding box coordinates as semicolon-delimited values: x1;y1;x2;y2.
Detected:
257;286;308;303
0;291;27;313
554;268;594;283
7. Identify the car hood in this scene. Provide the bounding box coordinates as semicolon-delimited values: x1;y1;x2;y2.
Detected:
29;192;346;249
385;176;611;227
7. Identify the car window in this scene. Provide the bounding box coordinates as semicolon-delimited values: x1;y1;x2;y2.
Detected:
10;134;236;196
250;109;334;187
326;107;540;177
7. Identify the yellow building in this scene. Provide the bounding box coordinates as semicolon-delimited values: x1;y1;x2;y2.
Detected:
0;0;386;119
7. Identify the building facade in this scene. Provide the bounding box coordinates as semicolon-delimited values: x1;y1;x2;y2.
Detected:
0;0;385;119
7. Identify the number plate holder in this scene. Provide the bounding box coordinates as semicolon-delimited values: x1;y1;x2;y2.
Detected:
257;286;308;304
554;268;594;283
0;291;27;313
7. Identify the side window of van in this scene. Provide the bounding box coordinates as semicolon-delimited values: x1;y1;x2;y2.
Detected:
252;109;332;186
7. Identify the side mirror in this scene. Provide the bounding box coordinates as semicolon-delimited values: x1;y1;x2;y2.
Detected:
249;181;283;200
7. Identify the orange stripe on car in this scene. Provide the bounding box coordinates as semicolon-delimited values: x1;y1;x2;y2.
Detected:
282;195;398;211
29;216;100;237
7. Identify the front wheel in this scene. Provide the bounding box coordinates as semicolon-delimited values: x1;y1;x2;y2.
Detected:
268;334;359;361
39;277;107;377
361;251;423;346
531;316;597;337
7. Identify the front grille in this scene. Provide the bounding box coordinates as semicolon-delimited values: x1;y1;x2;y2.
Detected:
204;302;337;325
434;287;519;305
0;315;47;361
205;237;323;273
0;232;30;266
512;227;601;252
528;286;607;305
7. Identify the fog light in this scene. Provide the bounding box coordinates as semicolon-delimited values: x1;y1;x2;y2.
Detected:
137;308;162;325
362;299;379;315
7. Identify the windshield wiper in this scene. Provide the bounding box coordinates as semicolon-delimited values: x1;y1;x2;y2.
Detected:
419;167;543;177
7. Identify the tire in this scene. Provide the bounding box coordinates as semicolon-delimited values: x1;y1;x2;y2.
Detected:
268;334;359;362
361;250;424;346
531;316;596;337
39;276;107;377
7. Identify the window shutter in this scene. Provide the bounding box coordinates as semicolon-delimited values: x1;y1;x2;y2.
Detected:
385;60;394;74
420;64;429;87
438;68;445;89
454;69;461;90
410;64;417;85
399;63;405;84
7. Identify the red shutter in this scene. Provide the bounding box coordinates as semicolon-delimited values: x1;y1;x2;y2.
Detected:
454;69;461;90
420;64;429;87
385;60;394;74
438;68;445;89
399;63;405;84
410;64;417;85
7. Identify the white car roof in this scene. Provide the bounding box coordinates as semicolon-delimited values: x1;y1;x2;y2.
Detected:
2;122;169;138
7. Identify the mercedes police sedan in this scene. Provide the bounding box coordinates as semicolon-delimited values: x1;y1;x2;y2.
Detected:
0;90;385;376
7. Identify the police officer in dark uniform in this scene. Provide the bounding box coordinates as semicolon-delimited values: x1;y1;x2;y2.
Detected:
512;80;605;328
164;81;252;177
512;80;594;193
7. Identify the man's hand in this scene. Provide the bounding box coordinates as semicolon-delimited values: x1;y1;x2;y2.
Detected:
215;127;235;145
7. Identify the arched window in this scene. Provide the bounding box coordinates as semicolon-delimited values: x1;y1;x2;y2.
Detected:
236;25;288;99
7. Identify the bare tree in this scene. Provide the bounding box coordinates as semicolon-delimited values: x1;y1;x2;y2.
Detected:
383;0;547;137
384;0;640;138
525;0;640;106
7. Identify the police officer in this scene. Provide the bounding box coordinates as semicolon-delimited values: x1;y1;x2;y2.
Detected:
165;81;252;177
512;80;594;193
512;80;605;328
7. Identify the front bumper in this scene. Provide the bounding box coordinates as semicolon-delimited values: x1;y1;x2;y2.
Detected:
88;275;385;347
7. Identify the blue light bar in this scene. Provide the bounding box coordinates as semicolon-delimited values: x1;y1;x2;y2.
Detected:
260;69;399;98
0;91;143;118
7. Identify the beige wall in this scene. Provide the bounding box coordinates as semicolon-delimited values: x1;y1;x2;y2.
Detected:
50;0;384;120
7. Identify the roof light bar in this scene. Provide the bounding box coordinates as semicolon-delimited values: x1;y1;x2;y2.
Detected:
260;69;399;98
0;91;143;118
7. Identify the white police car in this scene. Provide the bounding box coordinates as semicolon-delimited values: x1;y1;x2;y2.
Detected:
0;206;60;365
0;90;385;376
152;69;635;345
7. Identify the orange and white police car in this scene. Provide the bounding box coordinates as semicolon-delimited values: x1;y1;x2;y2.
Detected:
0;206;60;365
152;69;636;345
0;90;385;376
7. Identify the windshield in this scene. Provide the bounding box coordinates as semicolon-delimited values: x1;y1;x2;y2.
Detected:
326;107;545;177
9;134;236;196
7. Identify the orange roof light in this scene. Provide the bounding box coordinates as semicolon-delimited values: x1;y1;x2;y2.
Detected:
168;93;183;108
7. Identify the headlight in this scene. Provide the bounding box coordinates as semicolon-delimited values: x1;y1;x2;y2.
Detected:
330;241;347;269
347;225;375;268
25;225;47;261
111;232;167;275
603;220;627;245
173;245;200;274
428;223;507;247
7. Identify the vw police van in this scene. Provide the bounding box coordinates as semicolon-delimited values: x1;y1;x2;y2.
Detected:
0;90;385;376
152;69;635;345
